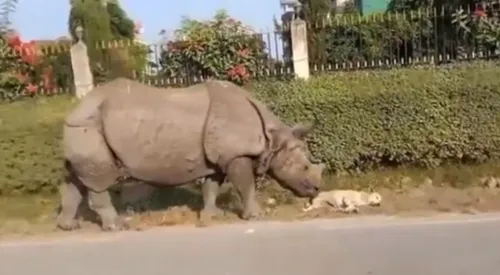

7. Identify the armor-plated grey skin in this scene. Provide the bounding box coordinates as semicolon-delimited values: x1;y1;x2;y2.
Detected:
58;78;325;231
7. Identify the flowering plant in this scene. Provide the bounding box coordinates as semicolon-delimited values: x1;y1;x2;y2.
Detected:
159;9;267;85
452;4;500;53
0;31;57;100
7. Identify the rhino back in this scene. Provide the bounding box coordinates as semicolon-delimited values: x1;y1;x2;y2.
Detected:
65;78;141;126
101;82;215;184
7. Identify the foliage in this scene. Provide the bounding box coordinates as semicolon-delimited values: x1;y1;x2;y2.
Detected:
106;1;151;77
68;0;113;84
0;36;24;101
278;0;433;65
0;0;17;33
106;2;135;40
298;0;334;64
158;9;268;85
0;32;64;101
321;12;433;64
68;0;149;83
452;4;500;54
68;0;113;48
3;62;500;194
254;61;500;172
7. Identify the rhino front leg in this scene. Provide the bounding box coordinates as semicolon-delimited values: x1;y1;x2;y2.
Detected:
226;157;263;220
200;174;225;220
88;190;128;231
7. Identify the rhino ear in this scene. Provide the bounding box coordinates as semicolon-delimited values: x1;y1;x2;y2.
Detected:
291;121;315;140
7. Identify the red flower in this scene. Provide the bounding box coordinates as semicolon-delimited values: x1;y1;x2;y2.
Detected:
6;33;22;47
475;6;486;18
13;41;40;65
26;83;38;94
227;64;249;80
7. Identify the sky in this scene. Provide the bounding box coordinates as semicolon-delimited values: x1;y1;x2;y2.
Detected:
11;0;284;44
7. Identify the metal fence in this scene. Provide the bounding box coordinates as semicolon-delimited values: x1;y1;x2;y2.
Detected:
132;30;293;87
2;2;499;101
307;3;500;73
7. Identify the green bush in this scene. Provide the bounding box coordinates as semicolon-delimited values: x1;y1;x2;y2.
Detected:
254;61;500;172
158;9;268;85
2;61;500;195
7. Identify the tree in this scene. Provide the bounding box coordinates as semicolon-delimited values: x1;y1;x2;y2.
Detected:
298;0;335;64
68;0;149;83
68;0;113;45
0;0;17;34
106;1;135;39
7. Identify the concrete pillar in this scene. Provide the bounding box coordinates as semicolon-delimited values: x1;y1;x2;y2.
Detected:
290;19;310;80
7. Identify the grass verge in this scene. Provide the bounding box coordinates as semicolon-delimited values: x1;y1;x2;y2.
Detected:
1;161;500;238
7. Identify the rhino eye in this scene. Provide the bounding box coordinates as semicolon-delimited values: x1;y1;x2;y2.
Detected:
303;165;309;171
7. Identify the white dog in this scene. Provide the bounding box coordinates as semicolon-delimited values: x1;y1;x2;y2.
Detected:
302;189;382;213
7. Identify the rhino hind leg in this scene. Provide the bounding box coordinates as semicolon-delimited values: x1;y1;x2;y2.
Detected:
226;157;263;220
62;125;125;231
56;171;85;231
87;189;128;231
200;174;226;220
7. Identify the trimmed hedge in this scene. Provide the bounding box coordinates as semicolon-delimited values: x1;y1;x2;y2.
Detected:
254;61;500;172
2;61;500;195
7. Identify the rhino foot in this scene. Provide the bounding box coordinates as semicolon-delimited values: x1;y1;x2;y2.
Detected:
241;204;264;220
200;207;225;221
101;218;129;232
57;219;81;231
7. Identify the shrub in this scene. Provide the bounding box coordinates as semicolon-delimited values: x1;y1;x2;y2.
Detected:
279;1;433;65
254;61;500;172
158;9;268;85
68;0;150;84
452;4;500;55
0;32;49;101
2;61;500;195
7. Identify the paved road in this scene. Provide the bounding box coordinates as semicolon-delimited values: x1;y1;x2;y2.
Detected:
1;213;500;275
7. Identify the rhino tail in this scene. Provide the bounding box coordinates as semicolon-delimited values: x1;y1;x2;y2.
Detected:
64;88;107;127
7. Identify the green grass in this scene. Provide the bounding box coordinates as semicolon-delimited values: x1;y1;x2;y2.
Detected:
0;95;76;195
0;95;76;130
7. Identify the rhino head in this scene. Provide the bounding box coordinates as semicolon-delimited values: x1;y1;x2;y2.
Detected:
257;122;325;198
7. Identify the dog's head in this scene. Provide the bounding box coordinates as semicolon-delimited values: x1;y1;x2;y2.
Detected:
368;192;382;206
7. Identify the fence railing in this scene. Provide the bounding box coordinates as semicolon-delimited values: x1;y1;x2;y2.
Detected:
306;4;500;73
1;2;500;101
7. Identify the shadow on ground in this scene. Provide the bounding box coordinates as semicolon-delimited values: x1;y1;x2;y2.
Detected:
73;182;241;228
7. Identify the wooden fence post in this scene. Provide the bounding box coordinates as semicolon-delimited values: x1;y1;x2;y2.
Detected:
70;26;94;99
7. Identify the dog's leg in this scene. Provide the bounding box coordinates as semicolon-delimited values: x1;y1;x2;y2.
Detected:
339;197;358;214
343;204;359;213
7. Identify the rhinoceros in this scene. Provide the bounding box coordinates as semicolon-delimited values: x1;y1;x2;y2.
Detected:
58;78;325;231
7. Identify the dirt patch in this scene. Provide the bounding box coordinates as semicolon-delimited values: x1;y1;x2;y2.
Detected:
2;184;500;239
2;162;500;239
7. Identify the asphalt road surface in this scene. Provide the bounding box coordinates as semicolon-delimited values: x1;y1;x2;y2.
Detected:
1;213;500;275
